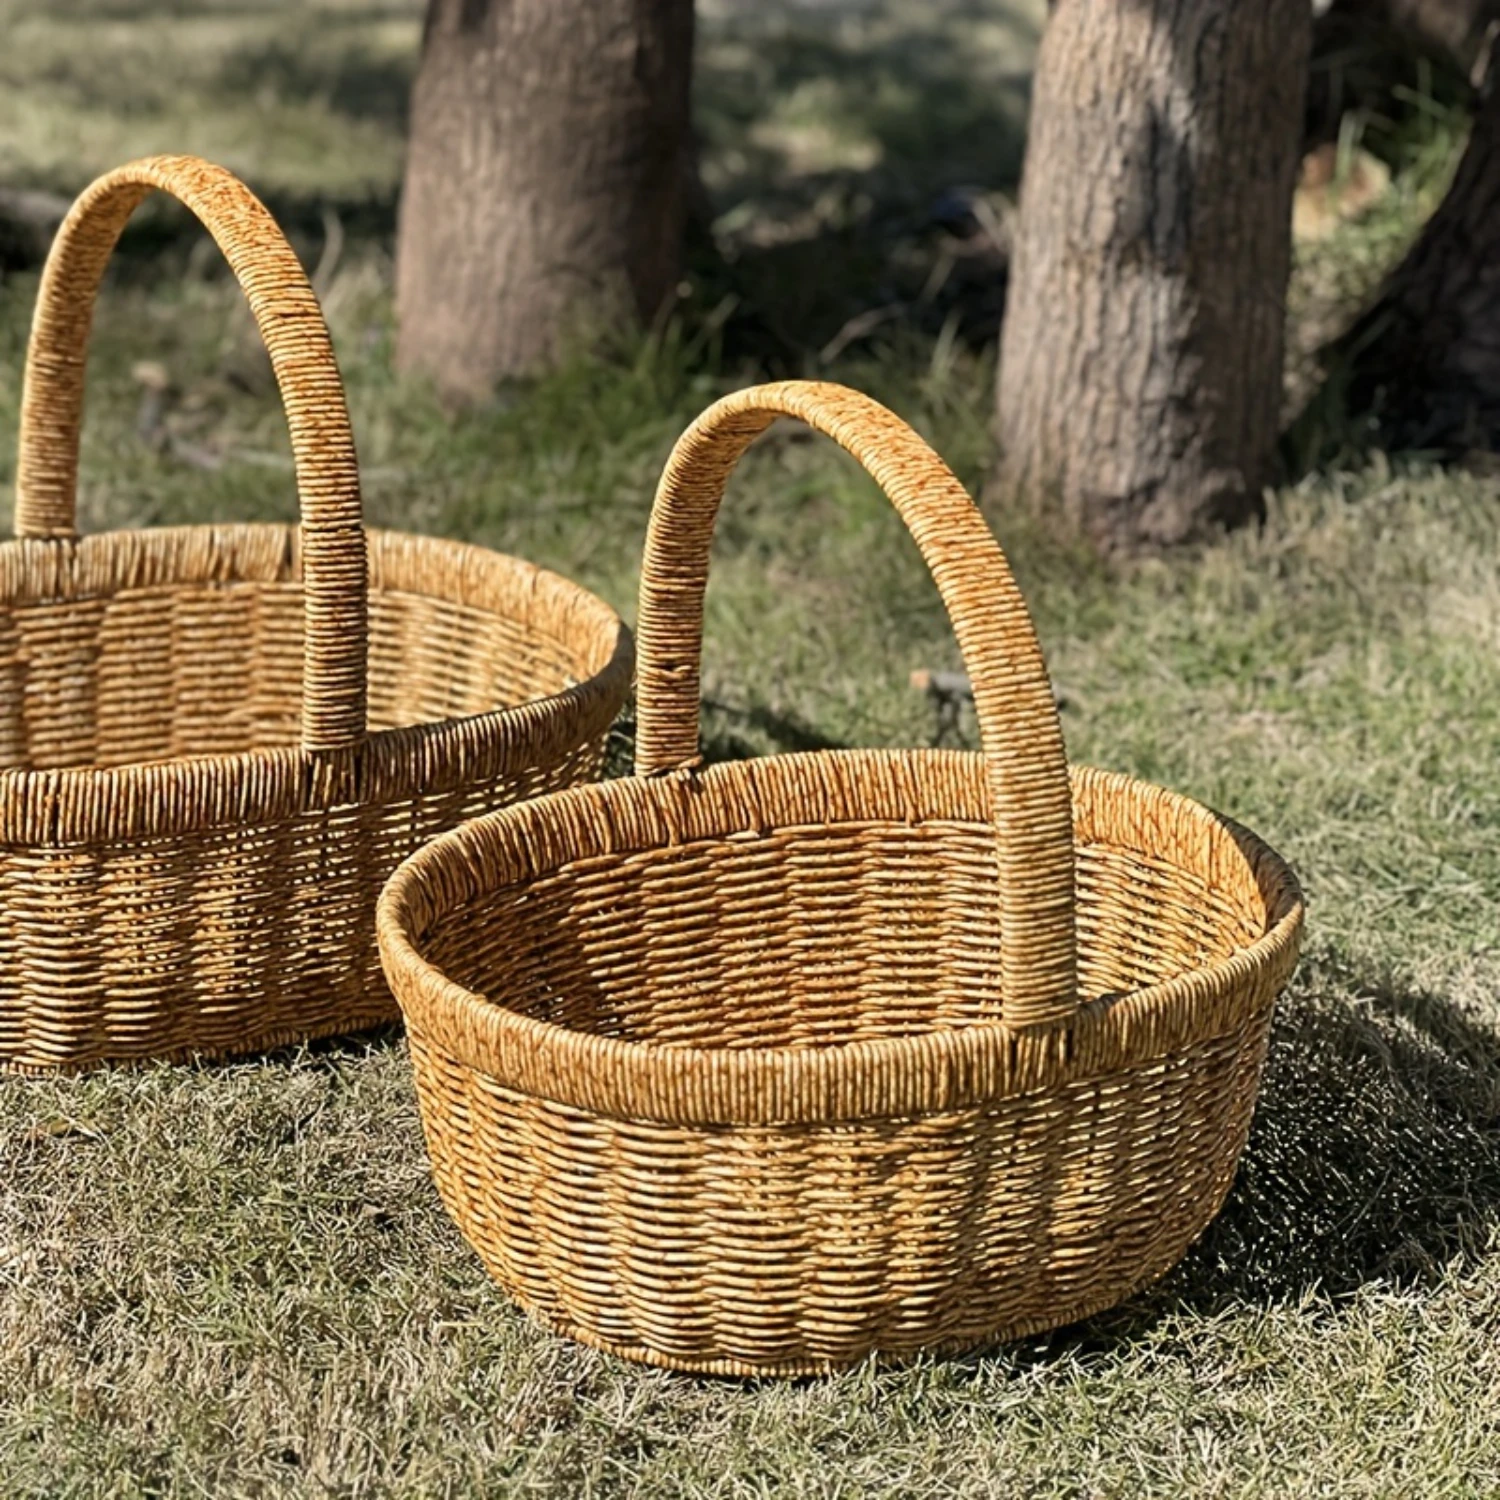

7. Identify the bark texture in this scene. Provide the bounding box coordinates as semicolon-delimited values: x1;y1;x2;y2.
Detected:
1335;81;1500;449
396;0;694;399
995;0;1311;552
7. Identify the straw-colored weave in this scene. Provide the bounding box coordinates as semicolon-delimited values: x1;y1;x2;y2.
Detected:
376;381;1304;1376
0;156;631;1072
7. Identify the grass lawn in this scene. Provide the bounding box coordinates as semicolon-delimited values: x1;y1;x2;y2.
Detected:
2;2;1499;1495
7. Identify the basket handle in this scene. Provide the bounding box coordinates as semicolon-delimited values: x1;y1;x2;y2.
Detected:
634;380;1077;1029
13;154;368;755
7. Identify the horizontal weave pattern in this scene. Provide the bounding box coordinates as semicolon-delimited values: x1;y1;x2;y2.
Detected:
636;383;1077;1028
378;383;1305;1375
0;526;629;1073
406;1025;1265;1375
1;157;631;1071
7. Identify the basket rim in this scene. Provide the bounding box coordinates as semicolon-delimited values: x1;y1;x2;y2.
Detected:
0;522;633;844
377;754;1305;1126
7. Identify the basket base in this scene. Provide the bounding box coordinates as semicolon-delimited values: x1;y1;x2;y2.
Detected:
0;1001;401;1076
493;1247;1199;1379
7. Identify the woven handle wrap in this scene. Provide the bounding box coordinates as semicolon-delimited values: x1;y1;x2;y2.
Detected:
634;380;1077;1029
14;154;368;754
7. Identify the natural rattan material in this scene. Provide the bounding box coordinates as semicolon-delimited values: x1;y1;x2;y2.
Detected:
0;156;631;1073
377;382;1304;1377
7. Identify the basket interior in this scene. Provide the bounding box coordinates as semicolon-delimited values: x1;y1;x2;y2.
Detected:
0;529;619;771
412;761;1288;1051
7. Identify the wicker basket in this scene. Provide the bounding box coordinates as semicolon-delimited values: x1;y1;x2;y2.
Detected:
377;381;1304;1377
0;156;631;1073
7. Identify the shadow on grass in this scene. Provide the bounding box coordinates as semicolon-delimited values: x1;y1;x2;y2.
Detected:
1011;956;1500;1369
242;1020;408;1072
602;700;849;779
16;0;1037;367
213;36;415;137
100;188;400;287
1173;964;1500;1304
692;1;1040;363
37;0;417;20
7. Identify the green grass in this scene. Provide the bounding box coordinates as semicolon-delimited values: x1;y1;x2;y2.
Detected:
0;0;418;203
2;2;1500;1496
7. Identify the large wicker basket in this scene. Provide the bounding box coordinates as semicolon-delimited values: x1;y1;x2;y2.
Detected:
377;382;1304;1377
0;156;631;1073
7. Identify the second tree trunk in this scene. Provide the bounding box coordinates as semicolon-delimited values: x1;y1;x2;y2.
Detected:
1333;80;1500;451
996;0;1311;552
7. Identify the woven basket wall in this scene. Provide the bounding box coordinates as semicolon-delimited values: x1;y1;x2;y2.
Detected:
377;382;1303;1377
0;156;631;1073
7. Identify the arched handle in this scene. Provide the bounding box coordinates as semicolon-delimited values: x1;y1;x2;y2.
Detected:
14;154;367;754
635;380;1077;1029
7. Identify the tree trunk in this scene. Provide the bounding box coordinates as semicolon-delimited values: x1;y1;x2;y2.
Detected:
995;0;1312;553
395;0;694;400
1332;81;1500;451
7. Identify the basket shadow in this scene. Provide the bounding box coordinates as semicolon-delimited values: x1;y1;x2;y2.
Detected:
176;1019;409;1082
1088;810;1499;1322
602;702;849;779
900;960;1493;1384
994;957;1500;1380
1164;960;1500;1308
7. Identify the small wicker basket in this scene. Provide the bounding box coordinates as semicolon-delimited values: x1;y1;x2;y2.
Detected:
377;381;1304;1377
0;156;631;1073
